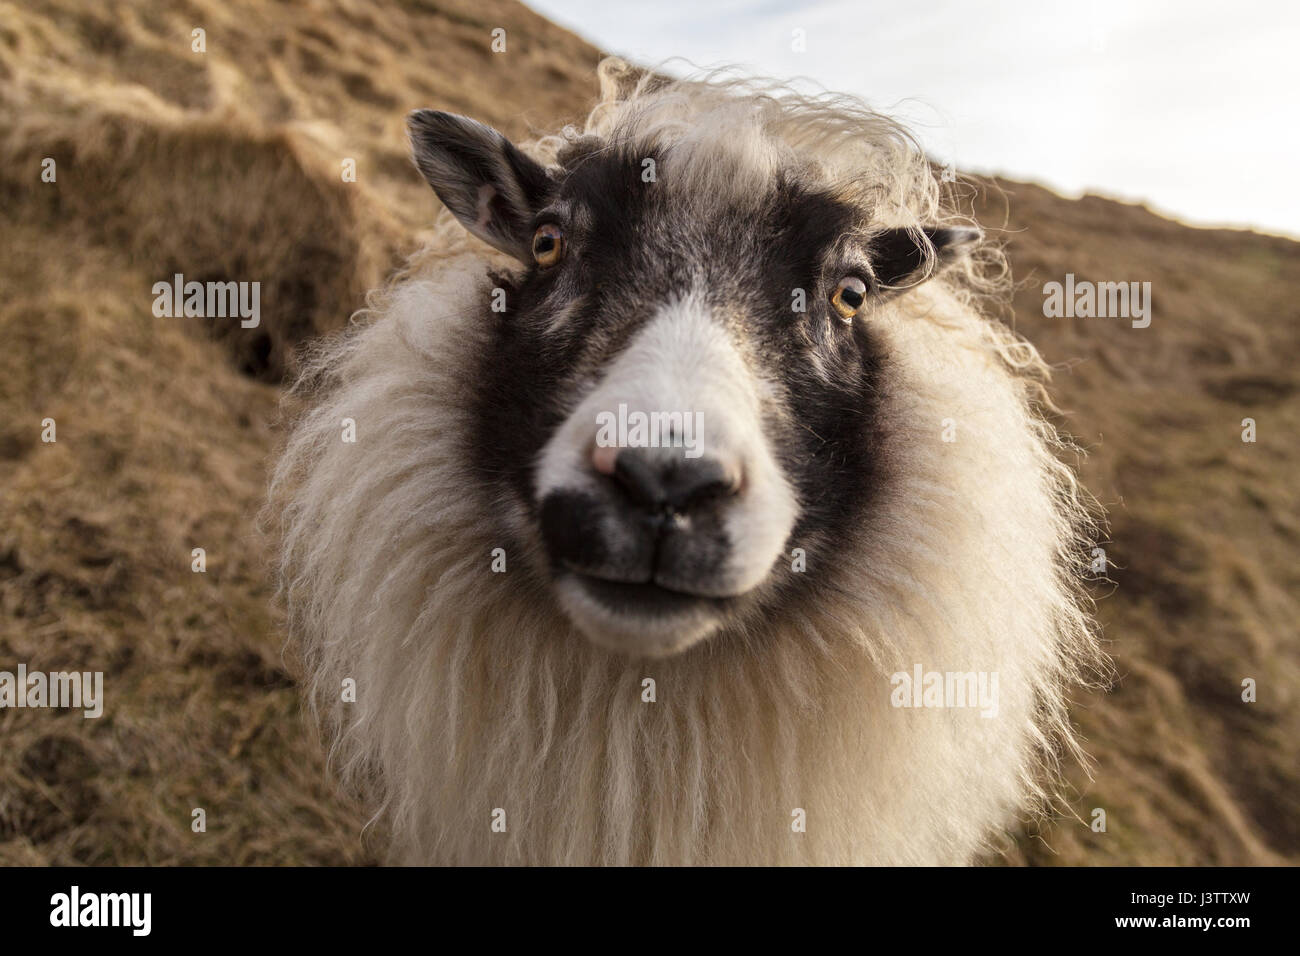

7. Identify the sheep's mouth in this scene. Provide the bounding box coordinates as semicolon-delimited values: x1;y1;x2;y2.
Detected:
553;570;740;657
569;572;731;616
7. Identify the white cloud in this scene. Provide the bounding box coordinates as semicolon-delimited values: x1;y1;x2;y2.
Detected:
528;0;1300;236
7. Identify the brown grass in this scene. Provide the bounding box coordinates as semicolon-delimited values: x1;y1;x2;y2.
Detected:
0;0;1296;865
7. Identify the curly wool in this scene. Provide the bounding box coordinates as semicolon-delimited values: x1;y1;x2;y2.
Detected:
269;59;1103;865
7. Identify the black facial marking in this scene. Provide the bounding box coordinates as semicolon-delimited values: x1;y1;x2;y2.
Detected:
462;146;899;610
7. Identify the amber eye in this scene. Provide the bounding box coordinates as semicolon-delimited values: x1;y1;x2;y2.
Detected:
532;224;565;267
830;276;868;321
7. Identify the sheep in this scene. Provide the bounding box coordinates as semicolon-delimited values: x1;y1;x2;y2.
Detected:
270;58;1103;866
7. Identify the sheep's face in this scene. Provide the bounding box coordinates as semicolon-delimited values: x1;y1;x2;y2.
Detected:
410;111;976;657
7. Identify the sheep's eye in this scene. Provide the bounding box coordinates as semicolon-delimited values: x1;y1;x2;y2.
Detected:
532;224;565;267
830;276;868;321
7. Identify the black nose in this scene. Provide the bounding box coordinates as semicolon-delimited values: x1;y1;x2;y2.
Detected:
609;448;739;514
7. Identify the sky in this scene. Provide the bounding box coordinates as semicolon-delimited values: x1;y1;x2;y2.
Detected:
526;0;1300;237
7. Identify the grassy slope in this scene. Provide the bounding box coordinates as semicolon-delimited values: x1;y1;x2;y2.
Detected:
976;183;1300;864
0;0;1295;864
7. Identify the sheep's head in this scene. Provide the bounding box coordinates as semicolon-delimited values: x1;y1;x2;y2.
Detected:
409;108;978;657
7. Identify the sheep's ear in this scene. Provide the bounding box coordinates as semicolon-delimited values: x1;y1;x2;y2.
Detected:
408;110;552;261
869;226;981;289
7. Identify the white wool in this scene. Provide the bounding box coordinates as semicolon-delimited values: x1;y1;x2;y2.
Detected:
269;60;1102;865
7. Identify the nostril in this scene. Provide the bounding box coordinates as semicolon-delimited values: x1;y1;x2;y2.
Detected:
591;443;619;476
679;476;734;508
612;450;669;511
605;448;740;515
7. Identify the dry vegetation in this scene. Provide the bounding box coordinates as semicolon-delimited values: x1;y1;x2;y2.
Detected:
0;0;1296;865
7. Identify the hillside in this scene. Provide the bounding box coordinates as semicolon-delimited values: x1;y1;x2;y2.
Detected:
0;0;1296;865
